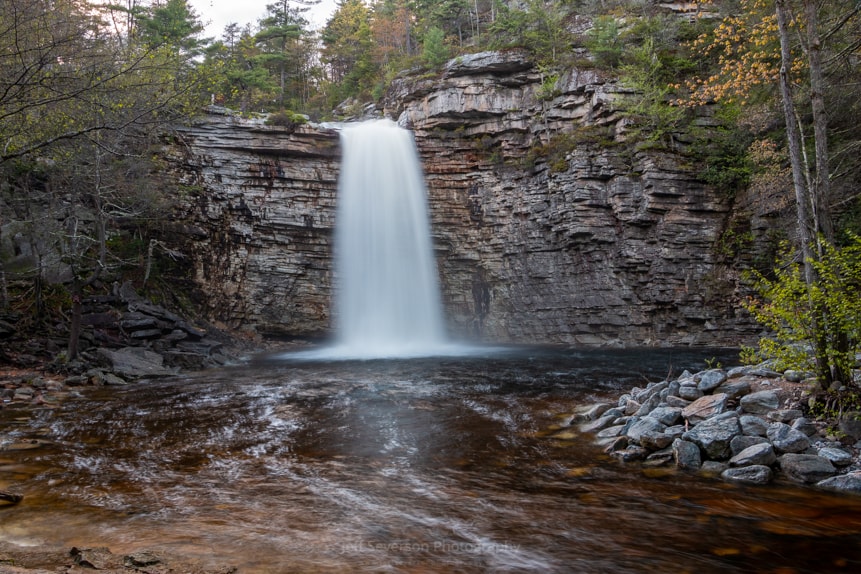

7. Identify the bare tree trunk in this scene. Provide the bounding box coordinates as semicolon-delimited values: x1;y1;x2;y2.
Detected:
776;0;831;386
804;0;834;244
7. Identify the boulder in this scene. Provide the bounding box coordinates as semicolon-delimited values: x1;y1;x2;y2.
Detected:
649;406;683;426
730;435;769;456
626;417;666;446
678;383;703;401
740;390;781;414
672;438;702;471
682;412;742;460
721;465;773;485
816;446;854;467
767;422;811;454
816;471;861;493
778;454;837;483
584;403;614;420
740;415;770;437
729;443;777;467
634;393;662;417
681;393;728;425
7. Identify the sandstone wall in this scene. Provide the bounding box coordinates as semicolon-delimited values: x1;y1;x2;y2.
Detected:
169;51;758;346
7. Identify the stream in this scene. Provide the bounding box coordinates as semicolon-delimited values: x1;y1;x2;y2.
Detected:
2;346;861;573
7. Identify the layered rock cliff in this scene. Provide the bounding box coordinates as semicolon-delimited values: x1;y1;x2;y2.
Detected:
168;50;758;346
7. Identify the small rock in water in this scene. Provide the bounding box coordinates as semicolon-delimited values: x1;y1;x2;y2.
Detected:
584;403;613;421
672;438;701;471
816;471;861;493
721;465;773;485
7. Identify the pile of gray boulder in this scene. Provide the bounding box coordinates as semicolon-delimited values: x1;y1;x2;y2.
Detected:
577;365;861;494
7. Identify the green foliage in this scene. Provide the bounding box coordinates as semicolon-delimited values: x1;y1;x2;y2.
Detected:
585;16;622;69
422;26;449;69
746;235;861;386
487;0;570;67
265;110;308;128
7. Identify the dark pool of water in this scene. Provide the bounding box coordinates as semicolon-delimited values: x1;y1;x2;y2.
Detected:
2;346;861;573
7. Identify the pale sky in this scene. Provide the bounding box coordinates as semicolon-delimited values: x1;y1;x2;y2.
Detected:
188;0;339;39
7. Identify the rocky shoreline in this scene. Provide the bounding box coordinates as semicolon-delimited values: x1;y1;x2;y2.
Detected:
571;364;861;493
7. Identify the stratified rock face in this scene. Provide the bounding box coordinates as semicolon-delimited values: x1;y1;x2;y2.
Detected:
385;49;756;345
166;114;340;338
169;50;758;345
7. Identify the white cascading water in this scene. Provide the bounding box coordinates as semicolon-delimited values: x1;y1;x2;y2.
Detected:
329;119;447;358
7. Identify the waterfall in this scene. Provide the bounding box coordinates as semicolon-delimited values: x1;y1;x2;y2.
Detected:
329;119;447;358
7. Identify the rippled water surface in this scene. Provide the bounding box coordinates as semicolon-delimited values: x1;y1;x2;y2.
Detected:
2;346;861;573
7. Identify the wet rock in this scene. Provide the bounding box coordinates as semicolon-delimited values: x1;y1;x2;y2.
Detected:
700;461;728;476
640;430;674;450
681;393;728;425
740;390;781;414
682;412;742;460
603;436;629;453
740;415;770;437
580;414;619;433
816;471;861;493
767;422;811;454
729;443;777;467
584;403;614;420
696;369;727;393
644;447;675;467
672;438;701;471
730;435;769;456
610;445;650;462
721;465;773;485
778;454;837;483
817;446;854;467
595;425;626;439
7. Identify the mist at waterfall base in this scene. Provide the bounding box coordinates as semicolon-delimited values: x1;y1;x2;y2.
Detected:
288;119;471;360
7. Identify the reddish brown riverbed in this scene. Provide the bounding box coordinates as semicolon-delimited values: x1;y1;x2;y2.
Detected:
2;347;860;573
